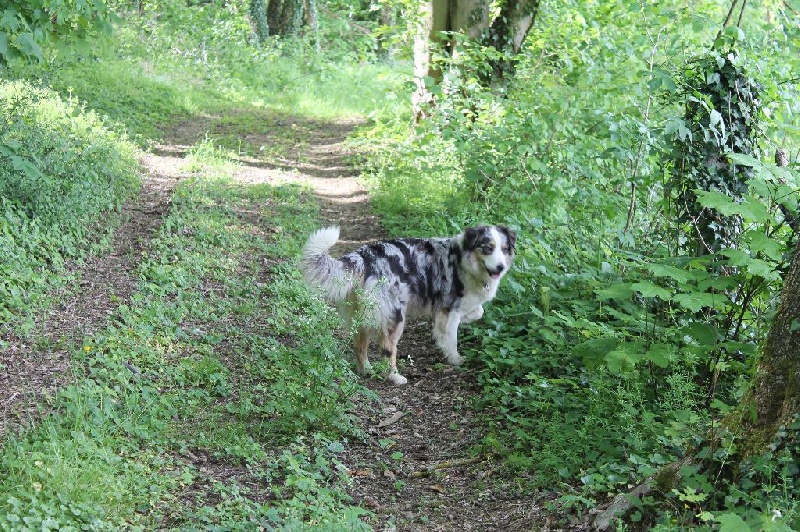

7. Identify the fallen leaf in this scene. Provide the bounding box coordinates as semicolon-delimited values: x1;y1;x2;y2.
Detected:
352;469;374;478
429;484;446;494
377;411;406;428
383;469;396;480
362;496;382;510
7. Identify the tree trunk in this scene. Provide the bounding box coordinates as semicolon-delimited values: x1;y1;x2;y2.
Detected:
250;0;270;42
267;0;304;36
484;0;540;83
736;245;800;453
411;0;540;116
412;1;435;118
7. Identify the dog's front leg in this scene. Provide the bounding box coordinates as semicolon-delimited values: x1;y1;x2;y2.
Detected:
461;305;484;323
434;310;464;366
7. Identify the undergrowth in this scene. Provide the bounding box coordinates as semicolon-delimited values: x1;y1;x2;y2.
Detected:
361;1;800;529
0;80;139;333
5;0;408;145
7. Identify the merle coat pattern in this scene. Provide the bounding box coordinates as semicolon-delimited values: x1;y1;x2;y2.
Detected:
301;225;516;385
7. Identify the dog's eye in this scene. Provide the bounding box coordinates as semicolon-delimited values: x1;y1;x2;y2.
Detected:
502;246;509;253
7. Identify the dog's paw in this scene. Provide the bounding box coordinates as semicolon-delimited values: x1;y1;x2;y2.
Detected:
356;359;372;376
387;369;408;386
462;306;484;323
446;353;465;366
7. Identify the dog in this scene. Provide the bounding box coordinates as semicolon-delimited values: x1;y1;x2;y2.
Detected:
301;225;516;385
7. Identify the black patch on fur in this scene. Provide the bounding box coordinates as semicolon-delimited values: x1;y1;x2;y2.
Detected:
341;255;358;271
380;348;392;358
417;240;436;255
361;254;376;279
463;226;486;251
393;307;403;324
392;241;415;271
497;225;517;253
449;244;465;298
385;253;407;278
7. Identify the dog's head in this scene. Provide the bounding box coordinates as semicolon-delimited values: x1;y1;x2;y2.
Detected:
462;225;516;282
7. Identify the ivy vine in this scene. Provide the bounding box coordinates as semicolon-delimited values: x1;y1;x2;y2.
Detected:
668;51;762;255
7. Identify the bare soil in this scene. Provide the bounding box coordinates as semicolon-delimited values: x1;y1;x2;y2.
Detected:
0;113;547;530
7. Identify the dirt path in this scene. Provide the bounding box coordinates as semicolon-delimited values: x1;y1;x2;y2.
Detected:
0;113;540;529
223;116;540;530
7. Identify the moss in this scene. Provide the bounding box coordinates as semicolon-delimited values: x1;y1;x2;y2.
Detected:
653;464;681;493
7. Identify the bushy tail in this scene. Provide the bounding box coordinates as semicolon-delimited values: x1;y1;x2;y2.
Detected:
301;227;355;302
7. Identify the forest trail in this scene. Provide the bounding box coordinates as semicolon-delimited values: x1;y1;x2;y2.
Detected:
214;115;541;531
0;113;540;530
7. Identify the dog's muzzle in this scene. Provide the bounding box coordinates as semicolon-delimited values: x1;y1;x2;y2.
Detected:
487;264;505;279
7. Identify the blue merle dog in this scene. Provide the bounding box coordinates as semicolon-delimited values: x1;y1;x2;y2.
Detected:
301;225;516;385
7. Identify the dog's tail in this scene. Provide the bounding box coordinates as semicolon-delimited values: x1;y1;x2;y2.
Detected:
301;226;355;302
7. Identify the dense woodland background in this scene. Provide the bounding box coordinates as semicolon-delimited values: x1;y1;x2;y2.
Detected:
1;0;799;529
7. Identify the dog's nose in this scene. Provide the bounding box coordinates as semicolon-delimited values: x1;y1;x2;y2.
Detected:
494;264;505;273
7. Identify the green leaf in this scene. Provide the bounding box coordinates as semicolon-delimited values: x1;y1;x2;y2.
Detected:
695;189;737;212
722;25;745;41
14;32;43;62
595;282;634;301
695;190;770;222
575;337;619;369
747;258;780;281
738;199;770;222
728;152;761;167
645;343;673;368
0;31;8;61
709;109;722;128
672;292;718;312
719;248;750;267
744;231;784;261
645;263;696;284
327;440;345;453
605;342;645;374
631;281;672;300
716;513;750;532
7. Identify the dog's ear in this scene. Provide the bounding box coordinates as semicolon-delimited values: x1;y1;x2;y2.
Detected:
463;226;483;251
497;225;517;253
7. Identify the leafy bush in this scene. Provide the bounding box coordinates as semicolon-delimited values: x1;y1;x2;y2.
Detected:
0;80;139;325
0;0;112;64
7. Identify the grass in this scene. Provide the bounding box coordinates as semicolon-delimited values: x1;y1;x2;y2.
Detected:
0;80;140;332
0;156;373;527
7;4;409;146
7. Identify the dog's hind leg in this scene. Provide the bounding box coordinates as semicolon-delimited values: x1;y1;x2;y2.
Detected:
354;328;371;375
380;320;407;386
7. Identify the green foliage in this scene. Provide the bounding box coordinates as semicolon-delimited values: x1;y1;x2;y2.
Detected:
667;51;763;254
362;0;800;528
4;0;408;143
0;80;139;326
0;0;113;64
